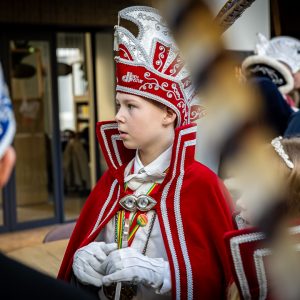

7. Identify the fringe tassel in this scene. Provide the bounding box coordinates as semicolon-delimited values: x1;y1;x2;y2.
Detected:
114;25;119;51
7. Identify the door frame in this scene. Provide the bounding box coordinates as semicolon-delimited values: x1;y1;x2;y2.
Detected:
0;25;108;232
0;29;63;231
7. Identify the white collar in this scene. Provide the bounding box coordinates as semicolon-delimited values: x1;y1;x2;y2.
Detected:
134;145;172;177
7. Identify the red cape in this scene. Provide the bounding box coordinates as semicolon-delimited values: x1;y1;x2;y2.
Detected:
225;219;300;300
58;121;234;299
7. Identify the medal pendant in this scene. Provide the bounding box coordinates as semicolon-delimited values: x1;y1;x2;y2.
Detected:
137;213;148;227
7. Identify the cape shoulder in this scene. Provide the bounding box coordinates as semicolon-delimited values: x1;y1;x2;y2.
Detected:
181;160;233;211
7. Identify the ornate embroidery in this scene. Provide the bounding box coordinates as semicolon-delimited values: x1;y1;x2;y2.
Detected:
165;54;184;76
230;225;300;300
137;12;169;36
161;126;197;300
116;85;183;126
162;50;178;74
111;134;123;166
100;123;122;170
122;72;143;84
254;248;271;300
230;232;265;299
114;6;200;127
156;45;166;68
181;76;192;89
174;139;196;300
249;65;285;86
152;42;170;72
139;73;184;102
235;213;248;230
116;26;149;64
89;180;119;236
99;186;120;229
119;44;133;61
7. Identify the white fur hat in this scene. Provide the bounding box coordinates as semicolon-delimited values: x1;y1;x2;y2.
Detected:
256;33;300;74
242;33;300;94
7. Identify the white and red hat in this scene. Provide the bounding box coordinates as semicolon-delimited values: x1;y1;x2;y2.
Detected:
114;6;201;127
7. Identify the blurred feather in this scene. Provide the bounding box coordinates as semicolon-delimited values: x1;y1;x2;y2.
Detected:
215;0;256;33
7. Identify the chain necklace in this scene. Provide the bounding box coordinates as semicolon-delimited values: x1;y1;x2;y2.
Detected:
114;210;157;255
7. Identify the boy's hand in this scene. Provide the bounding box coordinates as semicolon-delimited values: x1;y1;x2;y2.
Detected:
72;242;117;287
100;247;171;294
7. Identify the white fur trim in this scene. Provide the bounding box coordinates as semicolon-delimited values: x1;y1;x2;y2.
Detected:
160;126;197;300
230;232;265;299
242;55;294;94
89;180;119;236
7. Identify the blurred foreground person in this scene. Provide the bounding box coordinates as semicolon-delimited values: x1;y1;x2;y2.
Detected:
162;0;261;175
196;32;300;175
160;1;300;299
0;64;96;300
225;136;300;300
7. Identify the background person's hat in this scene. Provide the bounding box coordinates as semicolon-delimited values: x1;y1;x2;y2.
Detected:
242;33;300;94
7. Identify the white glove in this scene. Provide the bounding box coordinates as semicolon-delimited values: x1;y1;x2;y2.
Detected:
100;247;171;294
72;242;117;287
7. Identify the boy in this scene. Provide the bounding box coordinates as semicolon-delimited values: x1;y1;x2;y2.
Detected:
58;6;233;299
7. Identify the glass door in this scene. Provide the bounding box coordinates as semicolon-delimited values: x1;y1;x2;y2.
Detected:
56;32;95;221
6;33;61;228
0;29;101;232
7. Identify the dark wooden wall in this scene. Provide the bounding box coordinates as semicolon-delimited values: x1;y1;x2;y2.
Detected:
271;0;300;39
0;0;154;28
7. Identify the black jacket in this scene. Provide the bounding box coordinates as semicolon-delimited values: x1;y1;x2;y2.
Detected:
0;253;97;300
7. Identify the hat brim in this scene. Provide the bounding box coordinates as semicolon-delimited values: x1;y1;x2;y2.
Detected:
242;55;294;94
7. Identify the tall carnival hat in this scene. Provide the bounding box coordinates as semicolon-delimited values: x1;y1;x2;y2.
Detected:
114;6;201;127
242;33;300;94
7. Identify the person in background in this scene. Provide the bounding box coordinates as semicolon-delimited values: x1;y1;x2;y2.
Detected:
242;33;300;137
222;34;300;188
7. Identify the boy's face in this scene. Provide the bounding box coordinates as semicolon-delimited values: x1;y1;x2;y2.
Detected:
115;92;173;150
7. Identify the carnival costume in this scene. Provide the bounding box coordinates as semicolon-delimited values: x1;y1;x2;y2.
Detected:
58;6;233;300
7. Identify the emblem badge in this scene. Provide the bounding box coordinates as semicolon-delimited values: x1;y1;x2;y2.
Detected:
119;195;157;212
